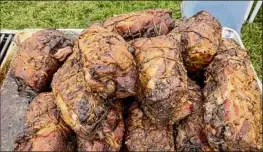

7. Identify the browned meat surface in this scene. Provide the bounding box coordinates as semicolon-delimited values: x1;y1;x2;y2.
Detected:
14;92;74;151
132;35;191;125
77;101;124;151
10;30;73;92
78;24;137;99
51;47;108;139
169;11;222;72
103;9;174;39
51;24;130;146
203;39;262;151
175;79;211;151
125;101;175;151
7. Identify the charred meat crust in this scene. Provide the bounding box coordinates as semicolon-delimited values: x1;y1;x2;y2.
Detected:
77;101;124;151
125;101;175;151
11;10;262;152
132;35;191;125
203;39;262;151
51;25;130;149
175;79;211;151
14;92;74;151
104;9;175;39
51;46;108;139
168;10;222;72
10;30;73;93
78;24;137;99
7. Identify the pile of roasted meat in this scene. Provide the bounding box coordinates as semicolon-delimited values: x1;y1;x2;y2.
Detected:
11;9;262;151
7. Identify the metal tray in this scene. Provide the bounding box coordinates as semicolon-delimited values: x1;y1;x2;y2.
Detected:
0;28;262;151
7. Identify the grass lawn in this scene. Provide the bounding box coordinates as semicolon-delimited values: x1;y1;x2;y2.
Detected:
1;1;262;80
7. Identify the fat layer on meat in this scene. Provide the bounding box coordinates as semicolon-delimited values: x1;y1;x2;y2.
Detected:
203;39;262;151
168;11;222;72
132;35;191;125
104;9;174;39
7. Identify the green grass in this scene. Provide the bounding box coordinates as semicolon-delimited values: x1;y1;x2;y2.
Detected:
0;1;181;28
1;1;262;80
241;6;262;81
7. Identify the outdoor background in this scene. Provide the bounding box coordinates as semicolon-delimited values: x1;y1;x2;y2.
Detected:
1;1;262;80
